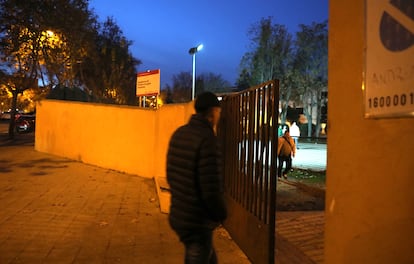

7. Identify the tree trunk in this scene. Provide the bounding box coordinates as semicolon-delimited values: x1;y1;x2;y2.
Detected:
305;102;313;138
307;114;312;137
315;90;322;138
280;102;288;124
279;84;292;125
8;90;18;139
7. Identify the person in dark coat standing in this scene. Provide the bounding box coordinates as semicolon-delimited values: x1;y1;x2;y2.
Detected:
167;92;227;264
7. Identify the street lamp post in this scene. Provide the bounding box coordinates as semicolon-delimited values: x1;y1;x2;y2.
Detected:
188;44;203;100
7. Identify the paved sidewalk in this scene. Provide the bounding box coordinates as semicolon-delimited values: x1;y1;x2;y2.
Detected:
276;211;324;264
0;132;327;263
0;142;249;264
293;143;327;172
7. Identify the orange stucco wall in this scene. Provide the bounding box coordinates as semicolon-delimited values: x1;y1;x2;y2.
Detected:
35;100;194;179
326;1;414;263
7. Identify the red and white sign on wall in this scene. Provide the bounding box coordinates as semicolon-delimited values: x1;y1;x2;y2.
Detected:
364;0;414;118
136;69;160;96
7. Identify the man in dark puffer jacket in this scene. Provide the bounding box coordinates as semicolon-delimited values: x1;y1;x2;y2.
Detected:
167;92;227;264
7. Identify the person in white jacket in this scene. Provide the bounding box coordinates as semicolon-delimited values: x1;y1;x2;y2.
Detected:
290;122;301;149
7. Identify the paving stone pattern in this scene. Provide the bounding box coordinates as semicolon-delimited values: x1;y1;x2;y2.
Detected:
276;211;325;264
0;145;249;264
0;132;327;264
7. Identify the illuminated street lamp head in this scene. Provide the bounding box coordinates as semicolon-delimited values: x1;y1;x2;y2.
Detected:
189;44;204;55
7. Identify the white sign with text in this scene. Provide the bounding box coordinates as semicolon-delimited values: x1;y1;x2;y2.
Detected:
365;0;414;118
136;69;160;96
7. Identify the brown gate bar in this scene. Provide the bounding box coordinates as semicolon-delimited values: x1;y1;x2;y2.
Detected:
219;80;279;264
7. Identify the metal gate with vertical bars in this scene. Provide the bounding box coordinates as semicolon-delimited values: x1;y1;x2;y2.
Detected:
219;80;279;264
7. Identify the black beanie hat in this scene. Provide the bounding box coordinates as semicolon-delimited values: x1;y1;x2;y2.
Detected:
194;92;220;113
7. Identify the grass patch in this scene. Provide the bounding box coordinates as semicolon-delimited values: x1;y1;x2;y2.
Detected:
290;169;326;188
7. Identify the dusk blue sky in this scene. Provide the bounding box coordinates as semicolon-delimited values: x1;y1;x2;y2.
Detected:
89;0;328;87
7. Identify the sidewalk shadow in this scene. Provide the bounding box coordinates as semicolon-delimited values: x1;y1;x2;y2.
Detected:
0;157;76;176
18;158;75;169
0;132;35;147
0;158;13;173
